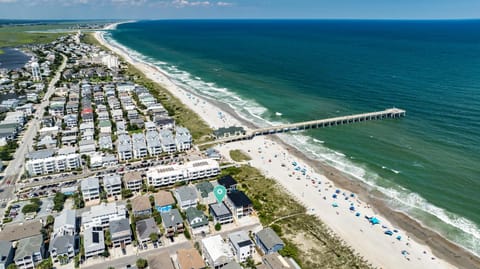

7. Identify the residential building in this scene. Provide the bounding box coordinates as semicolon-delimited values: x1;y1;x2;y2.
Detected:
49;235;76;264
14;234;44;269
25;153;81;176
0;240;14;269
212;126;246;139
102;174;122;197
80;177;100;202
255;227;285;254
132;195;152;217
99;135;113;150
146;130;162;156
135;217;160;244
122;171;143;192
209;202;234;225
53;209;76;236
148;251;175;269
261;253;300;269
63;114;78;128
117;134;132;161
175;186;198;210
161;209;184;237
225;191;253;220
153;190;175;212
228;231;254;262
185;207;209;235
177;248;206;269
109;218;132;248
159;129;176;154
132;133;148;159
201;235;234;269
218;175;237;193
81;203;127;229
175;126;192;151
84;227;105;258
224;262;242;269
146;159;220;187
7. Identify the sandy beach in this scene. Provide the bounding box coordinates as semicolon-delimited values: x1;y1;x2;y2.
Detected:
93;27;479;269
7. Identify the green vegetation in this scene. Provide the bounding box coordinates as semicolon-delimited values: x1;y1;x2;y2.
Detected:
53;192;67;211
149;232;159;242
215;222;222;231
22;198;42;214
229;149;251;162
7;263;18;269
121;189;133;199
36;257;53;269
221;165;372;269
136;258;148;269
183;228;191;240
0;25;65;47
0;140;19;161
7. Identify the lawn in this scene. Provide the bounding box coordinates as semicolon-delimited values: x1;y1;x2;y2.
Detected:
221;165;372;269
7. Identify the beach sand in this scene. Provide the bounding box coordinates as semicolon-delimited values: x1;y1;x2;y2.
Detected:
94;28;480;269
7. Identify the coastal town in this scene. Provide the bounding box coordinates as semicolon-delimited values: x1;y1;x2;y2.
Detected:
0;19;476;269
0;32;300;269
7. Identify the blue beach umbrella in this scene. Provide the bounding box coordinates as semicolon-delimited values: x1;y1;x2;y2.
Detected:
384;230;393;236
332;194;337;199
355;212;361;217
370;217;380;225
396;235;402;241
349;206;355;211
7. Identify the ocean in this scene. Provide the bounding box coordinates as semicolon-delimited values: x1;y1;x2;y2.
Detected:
109;20;480;255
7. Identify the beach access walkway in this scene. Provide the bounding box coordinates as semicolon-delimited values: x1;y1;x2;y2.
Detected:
200;108;406;147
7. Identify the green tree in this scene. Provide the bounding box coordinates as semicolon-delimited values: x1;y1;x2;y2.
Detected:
152;209;162;225
121;189;133;199
46;215;54;226
183;229;191;239
149;232;158;242
7;264;18;269
53;192;67;211
105;229;112;248
215;222;222;231
196;203;206;211
36;257;53;269
136;258;148;269
22;203;40;214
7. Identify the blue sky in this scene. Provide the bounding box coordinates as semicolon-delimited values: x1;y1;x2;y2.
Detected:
0;0;479;20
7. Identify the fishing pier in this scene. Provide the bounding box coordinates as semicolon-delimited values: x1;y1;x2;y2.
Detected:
201;108;406;146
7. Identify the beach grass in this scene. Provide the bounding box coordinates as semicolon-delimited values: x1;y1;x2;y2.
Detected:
0;25;66;48
83;33;213;143
221;165;372;269
229;149;251;162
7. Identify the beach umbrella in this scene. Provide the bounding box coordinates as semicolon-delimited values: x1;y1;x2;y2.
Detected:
350;193;355;197
396;235;402;241
370;217;380;225
384;230;393;236
332;202;338;207
332;194;337;199
355;212;361;217
349;206;355;211
335;189;341;194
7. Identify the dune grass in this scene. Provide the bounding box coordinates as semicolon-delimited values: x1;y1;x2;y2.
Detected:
221;165;373;269
229;149;251;162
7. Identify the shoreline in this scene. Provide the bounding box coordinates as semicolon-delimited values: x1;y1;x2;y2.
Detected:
93;27;479;269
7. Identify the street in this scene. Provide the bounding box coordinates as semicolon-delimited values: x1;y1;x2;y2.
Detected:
81;240;192;269
0;54;67;218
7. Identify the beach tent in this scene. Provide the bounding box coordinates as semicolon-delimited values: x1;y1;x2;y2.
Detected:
332;202;338;207
355;212;361;217
384;230;393;236
349;206;355;211
332;194;337;199
396;235;402;241
370;217;380;225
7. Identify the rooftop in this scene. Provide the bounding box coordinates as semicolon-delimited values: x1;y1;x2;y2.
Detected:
256;227;284;250
201;235;234;265
227;191;252;207
136;218;159;241
218;175;237;188
14;234;43;261
132;195;151;213
175;185;197;202
161;209;183;227
123;171;143;183
177;248;206;269
154;190;175;207
209;202;232;217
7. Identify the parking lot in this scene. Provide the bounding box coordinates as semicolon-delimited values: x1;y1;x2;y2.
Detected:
8;196;55;223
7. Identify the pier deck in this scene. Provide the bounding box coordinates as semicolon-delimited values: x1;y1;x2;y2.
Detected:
200;108;406;146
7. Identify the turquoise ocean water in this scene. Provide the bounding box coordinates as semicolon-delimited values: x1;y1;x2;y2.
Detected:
109;20;480;255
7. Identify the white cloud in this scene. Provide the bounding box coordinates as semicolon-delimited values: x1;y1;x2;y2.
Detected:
172;0;210;7
216;1;233;6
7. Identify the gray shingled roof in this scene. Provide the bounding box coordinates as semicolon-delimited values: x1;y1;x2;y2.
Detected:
175;186;197;203
49;234;75;255
256;227;284;250
161;209;183;228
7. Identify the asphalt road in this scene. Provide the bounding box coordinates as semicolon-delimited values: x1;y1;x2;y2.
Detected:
81;240;192;269
0;54;67;218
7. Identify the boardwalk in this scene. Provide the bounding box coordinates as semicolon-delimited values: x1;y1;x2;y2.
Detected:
200;108;406;146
